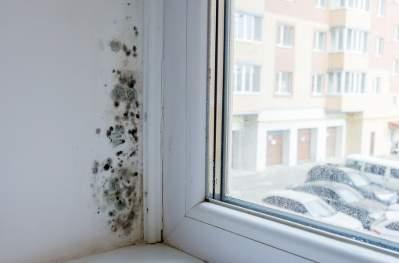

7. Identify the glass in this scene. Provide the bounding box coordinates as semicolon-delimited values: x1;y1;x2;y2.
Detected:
216;0;399;252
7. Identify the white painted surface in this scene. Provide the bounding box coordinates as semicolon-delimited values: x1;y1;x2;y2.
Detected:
0;1;143;263
67;244;203;263
162;0;399;262
143;0;164;243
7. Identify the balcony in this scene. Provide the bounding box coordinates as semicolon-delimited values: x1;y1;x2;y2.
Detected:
329;8;371;29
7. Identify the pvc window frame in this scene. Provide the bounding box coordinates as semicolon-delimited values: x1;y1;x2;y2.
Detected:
144;0;399;262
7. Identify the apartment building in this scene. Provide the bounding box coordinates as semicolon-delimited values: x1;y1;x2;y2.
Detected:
230;0;399;172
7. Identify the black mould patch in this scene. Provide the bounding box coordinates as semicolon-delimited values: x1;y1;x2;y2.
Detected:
122;44;131;57
92;161;99;174
110;40;122;53
93;31;141;237
106;125;126;147
133;26;139;36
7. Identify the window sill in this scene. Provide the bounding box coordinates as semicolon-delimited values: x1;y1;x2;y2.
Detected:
234;91;261;96
166;202;399;263
276;44;293;49
274;92;292;97
236;39;263;44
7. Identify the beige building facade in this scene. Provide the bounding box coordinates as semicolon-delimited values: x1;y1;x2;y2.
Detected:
231;0;399;172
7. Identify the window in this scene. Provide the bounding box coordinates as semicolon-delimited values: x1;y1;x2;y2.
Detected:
161;0;399;261
395;26;399;41
275;72;293;95
391;169;399;179
373;77;382;94
277;24;294;47
346;159;363;171
328;71;366;95
376;37;384;56
386;222;399;231
313;31;327;51
234;64;261;93
207;0;399;258
315;0;327;8
330;27;368;53
364;163;386;176
377;0;386;16
311;73;324;95
330;0;370;10
394;59;399;75
234;12;263;41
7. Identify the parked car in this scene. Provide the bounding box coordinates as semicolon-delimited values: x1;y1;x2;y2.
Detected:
292;181;391;229
345;154;399;193
262;190;363;230
371;211;399;242
307;164;398;205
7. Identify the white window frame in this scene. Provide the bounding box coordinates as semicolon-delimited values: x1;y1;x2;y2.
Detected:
234;64;261;94
234;11;263;42
376;37;384;56
312;73;324;96
377;0;386;16
313;31;327;51
330;0;370;11
330;27;368;53
315;0;328;8
277;23;295;48
373;76;383;94
394;59;399;75
395;26;399;42
144;0;399;262
275;71;293;95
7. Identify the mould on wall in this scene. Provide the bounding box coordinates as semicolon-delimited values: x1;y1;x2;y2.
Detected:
92;11;142;237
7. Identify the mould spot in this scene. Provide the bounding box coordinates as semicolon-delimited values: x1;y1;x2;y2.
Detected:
106;125;126;147
122;44;131;57
110;40;122;53
92;34;142;236
133;26;139;36
92;161;99;174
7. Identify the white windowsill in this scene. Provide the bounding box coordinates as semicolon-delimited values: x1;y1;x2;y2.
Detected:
176;202;399;263
276;44;293;49
236;39;263;44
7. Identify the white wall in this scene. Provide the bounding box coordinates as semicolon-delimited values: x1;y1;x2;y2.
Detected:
0;1;143;262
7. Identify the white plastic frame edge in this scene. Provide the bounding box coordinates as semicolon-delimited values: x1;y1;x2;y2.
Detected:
160;0;399;262
143;0;164;244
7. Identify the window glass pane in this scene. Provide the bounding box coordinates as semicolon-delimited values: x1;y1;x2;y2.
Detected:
217;0;399;252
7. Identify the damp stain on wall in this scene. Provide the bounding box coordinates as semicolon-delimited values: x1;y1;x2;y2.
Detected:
91;6;142;237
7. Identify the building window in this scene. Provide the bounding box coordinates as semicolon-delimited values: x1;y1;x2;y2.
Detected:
315;0;327;8
234;64;261;93
394;60;399;75
377;0;386;16
313;31;327;51
395;26;399;41
330;0;370;10
275;72;293;95
330;27;368;53
373;77;382;93
376;37;384;56
277;24;295;47
234;12;263;41
311;73;324;95
328;71;367;95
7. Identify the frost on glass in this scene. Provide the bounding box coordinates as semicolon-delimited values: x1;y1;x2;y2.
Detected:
226;0;399;245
